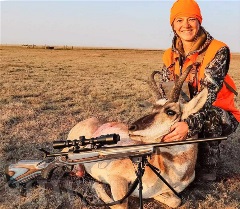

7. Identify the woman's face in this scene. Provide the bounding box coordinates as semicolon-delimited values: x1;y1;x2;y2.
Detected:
173;17;200;42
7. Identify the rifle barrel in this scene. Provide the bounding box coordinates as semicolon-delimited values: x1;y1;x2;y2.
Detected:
99;136;227;151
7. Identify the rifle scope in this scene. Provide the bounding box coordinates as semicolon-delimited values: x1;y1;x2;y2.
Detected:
53;134;120;149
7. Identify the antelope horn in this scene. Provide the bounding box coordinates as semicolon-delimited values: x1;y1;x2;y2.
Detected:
169;64;194;102
149;71;165;100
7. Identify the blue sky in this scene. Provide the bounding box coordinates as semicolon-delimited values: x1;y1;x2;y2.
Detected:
1;1;240;52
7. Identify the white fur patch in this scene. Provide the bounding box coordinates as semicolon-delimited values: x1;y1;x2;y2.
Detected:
156;98;168;106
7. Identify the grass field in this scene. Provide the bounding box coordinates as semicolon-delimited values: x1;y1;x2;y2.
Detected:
0;45;239;208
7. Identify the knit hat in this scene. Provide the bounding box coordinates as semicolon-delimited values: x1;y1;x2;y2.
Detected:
170;0;202;25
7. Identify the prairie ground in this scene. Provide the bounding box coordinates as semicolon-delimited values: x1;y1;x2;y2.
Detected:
0;45;239;209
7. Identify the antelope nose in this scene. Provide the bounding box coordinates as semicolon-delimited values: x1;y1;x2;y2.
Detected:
128;124;138;131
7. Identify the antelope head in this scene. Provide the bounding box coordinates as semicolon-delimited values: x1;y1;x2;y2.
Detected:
129;65;208;143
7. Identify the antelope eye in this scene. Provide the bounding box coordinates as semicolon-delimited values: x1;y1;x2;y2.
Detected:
166;109;176;116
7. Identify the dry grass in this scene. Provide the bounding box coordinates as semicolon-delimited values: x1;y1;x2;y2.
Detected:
0;45;239;209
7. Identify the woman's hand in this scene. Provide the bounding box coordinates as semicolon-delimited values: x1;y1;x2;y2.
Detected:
163;122;189;142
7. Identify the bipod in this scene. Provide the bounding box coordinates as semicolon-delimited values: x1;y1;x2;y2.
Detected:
130;153;148;209
130;153;180;209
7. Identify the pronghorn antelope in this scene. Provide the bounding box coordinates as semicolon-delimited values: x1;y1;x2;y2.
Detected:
67;65;208;208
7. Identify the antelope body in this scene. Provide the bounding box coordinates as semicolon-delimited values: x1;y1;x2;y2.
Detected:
68;67;208;208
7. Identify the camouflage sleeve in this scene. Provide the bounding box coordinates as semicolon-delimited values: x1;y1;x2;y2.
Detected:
161;64;172;82
184;46;230;137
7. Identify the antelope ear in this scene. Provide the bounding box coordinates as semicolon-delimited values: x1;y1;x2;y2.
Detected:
181;88;208;120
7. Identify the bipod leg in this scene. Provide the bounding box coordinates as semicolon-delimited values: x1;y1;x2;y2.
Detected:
130;154;148;209
137;158;144;209
146;162;180;198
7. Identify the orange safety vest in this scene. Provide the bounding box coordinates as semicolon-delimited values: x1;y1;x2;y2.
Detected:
163;39;240;122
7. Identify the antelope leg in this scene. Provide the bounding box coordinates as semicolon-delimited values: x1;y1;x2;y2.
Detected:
153;191;181;208
93;176;128;209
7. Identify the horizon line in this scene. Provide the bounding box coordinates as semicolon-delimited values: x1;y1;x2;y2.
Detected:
1;43;240;54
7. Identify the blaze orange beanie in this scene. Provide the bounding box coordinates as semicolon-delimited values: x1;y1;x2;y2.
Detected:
170;0;202;25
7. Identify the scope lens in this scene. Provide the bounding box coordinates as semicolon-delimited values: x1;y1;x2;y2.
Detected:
53;140;72;149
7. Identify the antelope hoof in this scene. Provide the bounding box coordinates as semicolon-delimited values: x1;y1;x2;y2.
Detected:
154;192;181;208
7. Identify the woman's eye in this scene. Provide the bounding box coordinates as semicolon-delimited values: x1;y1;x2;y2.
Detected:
166;110;176;116
189;18;197;22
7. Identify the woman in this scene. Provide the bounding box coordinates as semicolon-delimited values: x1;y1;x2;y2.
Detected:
161;0;240;181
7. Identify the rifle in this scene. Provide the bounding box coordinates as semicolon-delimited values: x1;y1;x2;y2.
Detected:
6;134;227;189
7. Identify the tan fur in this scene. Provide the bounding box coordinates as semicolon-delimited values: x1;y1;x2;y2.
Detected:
68;117;102;140
67;87;208;208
